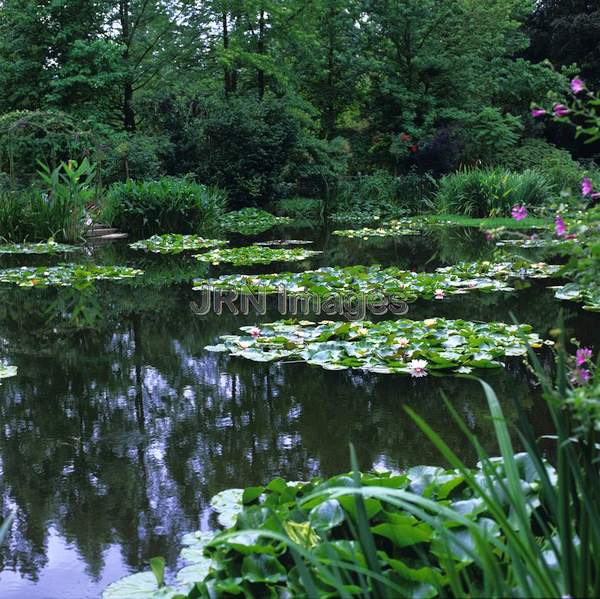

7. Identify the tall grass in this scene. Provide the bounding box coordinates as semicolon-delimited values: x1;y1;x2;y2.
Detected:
102;177;228;238
435;167;553;217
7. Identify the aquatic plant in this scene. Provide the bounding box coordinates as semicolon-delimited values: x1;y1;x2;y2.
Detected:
332;219;422;239
0;240;79;254
436;260;561;280
206;318;547;376
554;283;600;312
253;239;313;247
193;265;511;300
194;246;321;266
129;234;227;254
0;264;143;287
220;208;292;235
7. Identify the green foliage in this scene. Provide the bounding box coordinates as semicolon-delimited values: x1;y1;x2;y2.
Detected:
0;264;143;288
102;177;228;237
0;159;95;242
206;318;546;375
0;365;17;380
220;208;293;236
129;234;227;255
495;138;591;194
435;167;554;217
461;107;523;164
195;246;321;266
275;197;323;222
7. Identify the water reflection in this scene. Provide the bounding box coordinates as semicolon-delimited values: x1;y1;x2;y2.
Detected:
0;226;593;597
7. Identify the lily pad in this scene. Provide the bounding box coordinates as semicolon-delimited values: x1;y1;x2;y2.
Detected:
194;246;321;266
0;365;17;380
0;264;144;287
129;234;227;254
436;260;561;280
0;240;79;254
220;208;293;235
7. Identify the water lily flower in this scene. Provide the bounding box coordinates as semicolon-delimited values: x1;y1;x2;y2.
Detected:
408;359;428;378
553;103;570;117
531;108;546;118
576;347;593;366
511;205;528;221
555;215;567;237
238;340;252;349
456;366;473;374
582;177;593;196
571;78;585;94
424;318;437;327
396;337;409;348
434;289;445;300
249;327;261;338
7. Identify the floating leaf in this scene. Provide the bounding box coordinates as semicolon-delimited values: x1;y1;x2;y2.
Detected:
194;246;321;266
129;234;227;254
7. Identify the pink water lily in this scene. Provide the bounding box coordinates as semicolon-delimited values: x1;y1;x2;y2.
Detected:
511;205;528;221
531;108;546;118
408;359;428;378
576;347;593;366
555;215;567;237
571;78;585;94
249;327;261;338
434;289;445;300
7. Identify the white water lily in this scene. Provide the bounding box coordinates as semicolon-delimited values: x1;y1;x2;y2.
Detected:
408;359;428;378
395;337;409;348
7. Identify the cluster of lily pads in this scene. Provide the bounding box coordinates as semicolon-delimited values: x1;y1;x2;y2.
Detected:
0;264;143;287
435;260;561;281
554;283;600;312
194;246;322;266
206;318;547;376
254;239;313;247
129;234;227;254
105;455;550;598
332;218;423;239
495;237;572;249
220;208;293;235
193;265;512;300
0;240;79;254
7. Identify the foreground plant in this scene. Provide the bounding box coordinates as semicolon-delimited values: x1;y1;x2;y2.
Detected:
220;208;293;235
194;246;321;266
193;264;512;300
0;240;80;254
129;234;227;254
205;318;547;376
0;264;143;288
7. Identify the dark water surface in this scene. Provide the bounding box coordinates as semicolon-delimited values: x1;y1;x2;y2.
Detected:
0;223;597;598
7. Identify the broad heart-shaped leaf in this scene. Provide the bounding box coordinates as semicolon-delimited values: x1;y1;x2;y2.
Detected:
241;554;286;584
102;572;179;599
175;558;213;587
210;489;243;528
371;522;432;547
308;499;345;531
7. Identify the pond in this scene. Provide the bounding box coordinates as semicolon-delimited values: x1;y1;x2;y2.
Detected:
0;221;597;598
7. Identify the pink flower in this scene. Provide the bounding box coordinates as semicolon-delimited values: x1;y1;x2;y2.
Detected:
573;368;591;385
434;289;445;300
576;347;593;366
555;215;567;237
511;205;528;221
571;78;585;94
564;233;577;240
531;108;546;118
553;103;570;117
484;231;493;241
582;177;593;196
408;359;428;378
249;327;261;338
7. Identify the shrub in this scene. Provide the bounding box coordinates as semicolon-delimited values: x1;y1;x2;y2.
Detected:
101;177;227;237
435;167;553;217
332;169;434;221
275;197;323;221
0;159;95;242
